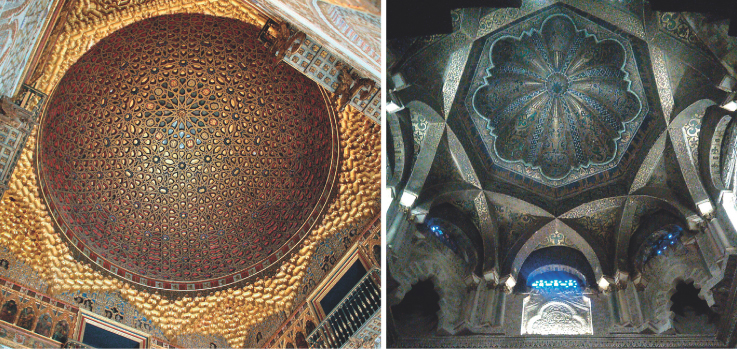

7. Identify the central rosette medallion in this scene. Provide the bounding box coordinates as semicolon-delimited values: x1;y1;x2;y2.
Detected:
470;14;642;179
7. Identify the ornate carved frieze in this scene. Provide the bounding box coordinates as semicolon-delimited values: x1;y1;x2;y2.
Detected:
280;34;380;124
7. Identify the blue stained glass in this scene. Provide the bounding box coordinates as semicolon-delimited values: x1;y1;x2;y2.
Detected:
531;278;578;289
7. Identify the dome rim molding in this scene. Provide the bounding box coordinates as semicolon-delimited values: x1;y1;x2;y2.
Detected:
36;85;340;295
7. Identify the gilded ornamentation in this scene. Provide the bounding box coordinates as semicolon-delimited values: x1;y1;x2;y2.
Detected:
536;231;576;250
245;0;379;79
315;0;380;65
658;12;703;48
683;117;702;169
721;119;737;190
270;22;306;66
334;65;374;112
410;108;428;163
0;69;378;349
1;1;379;347
649;46;673;122
38;14;337;289
568;209;619;258
32;0;266;95
0;0;56;96
0;103;378;348
522;297;592;335
442;44;471;117
492;205;535;250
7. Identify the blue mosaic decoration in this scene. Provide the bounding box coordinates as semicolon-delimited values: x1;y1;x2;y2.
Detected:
465;9;649;185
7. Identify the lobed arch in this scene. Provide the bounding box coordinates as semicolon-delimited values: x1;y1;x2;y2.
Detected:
388;236;468;335
638;241;714;333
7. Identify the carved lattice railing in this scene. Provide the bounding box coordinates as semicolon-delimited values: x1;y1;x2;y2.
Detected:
307;268;380;348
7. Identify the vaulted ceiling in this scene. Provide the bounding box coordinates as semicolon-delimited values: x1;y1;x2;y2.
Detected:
388;0;731;279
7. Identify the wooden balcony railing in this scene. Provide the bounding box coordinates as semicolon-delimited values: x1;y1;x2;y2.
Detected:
307;268;380;348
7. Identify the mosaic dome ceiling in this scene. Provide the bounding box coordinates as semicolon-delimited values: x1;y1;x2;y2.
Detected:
469;14;643;180
445;4;665;212
37;14;337;290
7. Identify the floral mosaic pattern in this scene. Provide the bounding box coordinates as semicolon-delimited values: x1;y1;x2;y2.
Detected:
38;14;337;288
471;14;642;179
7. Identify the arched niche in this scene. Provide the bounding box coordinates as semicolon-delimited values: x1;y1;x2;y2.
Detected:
638;239;714;333
511;220;603;285
519;261;595;336
515;246;597;293
413;188;501;276
425;203;484;277
628;210;691;275
390;279;441;337
388;235;467;335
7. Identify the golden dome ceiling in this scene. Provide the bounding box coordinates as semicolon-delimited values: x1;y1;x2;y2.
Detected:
37;14;337;290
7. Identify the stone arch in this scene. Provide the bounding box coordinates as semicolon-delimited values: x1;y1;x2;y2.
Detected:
639;241;714;333
389;236;467;334
414;188;499;275
699;112;733;197
386;109;414;192
668;99;717;213
614;195;701;272
401;100;446;203
628;211;689;275
426;203;483;276
511;220;604;284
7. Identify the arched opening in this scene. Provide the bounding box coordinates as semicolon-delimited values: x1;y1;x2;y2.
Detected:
518;246;595;335
670;281;719;335
305;320;316;336
390;279;440;336
295;331;308;349
424;203;485;276
517;246;597;291
629;211;689;275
